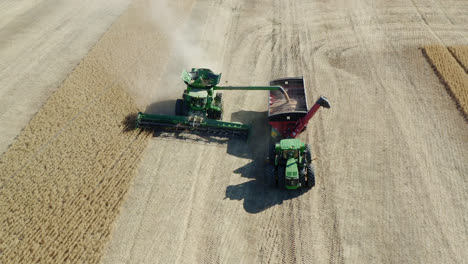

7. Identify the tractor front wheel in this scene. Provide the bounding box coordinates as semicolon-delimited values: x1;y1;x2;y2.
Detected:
305;144;312;164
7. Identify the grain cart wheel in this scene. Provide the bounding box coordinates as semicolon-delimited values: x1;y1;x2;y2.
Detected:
215;92;223;102
306;163;315;187
305;144;312;163
175;99;184;116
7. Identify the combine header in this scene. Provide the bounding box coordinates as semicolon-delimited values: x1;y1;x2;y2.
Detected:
136;68;290;139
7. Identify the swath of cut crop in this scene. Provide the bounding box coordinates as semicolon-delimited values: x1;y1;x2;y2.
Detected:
448;46;468;73
0;29;150;264
422;45;468;120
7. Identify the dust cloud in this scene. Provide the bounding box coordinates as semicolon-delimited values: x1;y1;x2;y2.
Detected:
139;0;218;114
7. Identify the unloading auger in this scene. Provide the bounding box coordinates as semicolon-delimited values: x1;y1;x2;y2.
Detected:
136;68;290;139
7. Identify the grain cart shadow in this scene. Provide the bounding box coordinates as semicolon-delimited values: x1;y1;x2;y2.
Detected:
225;110;307;214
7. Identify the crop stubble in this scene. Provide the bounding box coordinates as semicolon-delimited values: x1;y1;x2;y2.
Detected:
423;45;468;119
0;27;150;262
448;46;468;73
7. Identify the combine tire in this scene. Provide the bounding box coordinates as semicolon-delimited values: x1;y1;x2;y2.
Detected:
306;163;315;187
219;100;224;120
215;92;223;102
175;99;184;116
305;144;312;163
207;108;222;120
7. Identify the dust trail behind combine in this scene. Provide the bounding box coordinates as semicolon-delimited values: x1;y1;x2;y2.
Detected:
130;0;219;115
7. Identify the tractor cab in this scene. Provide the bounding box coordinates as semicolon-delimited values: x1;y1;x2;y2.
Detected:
274;139;307;189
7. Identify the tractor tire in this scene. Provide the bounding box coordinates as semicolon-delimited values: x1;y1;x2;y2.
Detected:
305;144;312;164
175;99;184;116
306;163;315;187
299;168;307;188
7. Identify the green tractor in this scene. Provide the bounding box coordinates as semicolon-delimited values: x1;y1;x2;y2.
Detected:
273;139;315;189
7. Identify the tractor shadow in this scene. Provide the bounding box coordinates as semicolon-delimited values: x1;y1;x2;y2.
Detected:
224;110;308;214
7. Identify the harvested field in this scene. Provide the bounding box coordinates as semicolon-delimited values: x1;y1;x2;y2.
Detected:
0;26;150;262
423;45;468;119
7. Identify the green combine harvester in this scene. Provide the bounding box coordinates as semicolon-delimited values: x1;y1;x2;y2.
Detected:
136;68;290;138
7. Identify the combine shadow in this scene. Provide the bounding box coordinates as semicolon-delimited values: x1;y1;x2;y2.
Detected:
121;100;176;133
144;100;177;115
121;113;138;132
224;110;309;214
